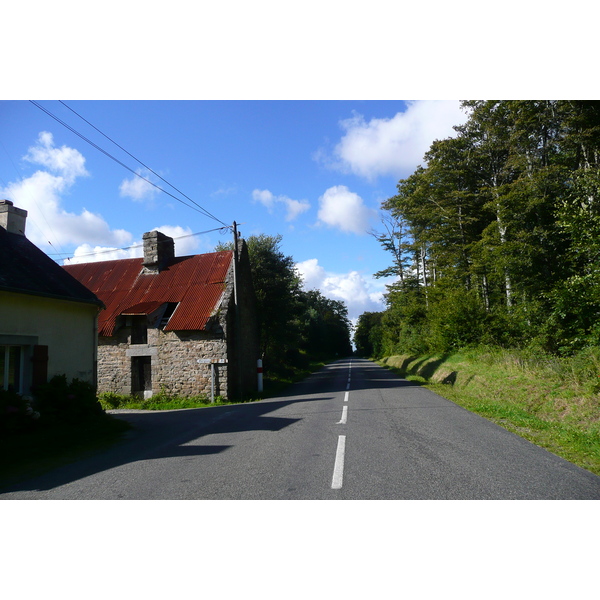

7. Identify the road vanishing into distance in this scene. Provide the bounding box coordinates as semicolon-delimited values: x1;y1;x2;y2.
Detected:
2;358;600;500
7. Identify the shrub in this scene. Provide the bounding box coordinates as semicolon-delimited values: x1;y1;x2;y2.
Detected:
34;375;104;424
97;392;133;410
425;289;488;352
0;388;40;434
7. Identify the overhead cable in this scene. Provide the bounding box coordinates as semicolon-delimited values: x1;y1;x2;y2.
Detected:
58;100;228;227
56;225;230;264
29;100;229;228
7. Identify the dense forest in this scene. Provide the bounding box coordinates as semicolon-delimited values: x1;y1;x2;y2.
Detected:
355;101;600;359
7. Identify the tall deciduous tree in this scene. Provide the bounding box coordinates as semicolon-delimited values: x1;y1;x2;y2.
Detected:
217;234;303;365
370;100;600;356
353;311;384;357
298;290;353;358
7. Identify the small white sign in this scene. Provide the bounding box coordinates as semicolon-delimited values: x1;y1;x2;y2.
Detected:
197;358;229;364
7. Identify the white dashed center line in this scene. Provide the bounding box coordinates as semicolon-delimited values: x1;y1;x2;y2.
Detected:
331;435;346;489
331;361;352;489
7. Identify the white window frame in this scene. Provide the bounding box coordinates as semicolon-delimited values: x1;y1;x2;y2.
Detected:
0;345;25;393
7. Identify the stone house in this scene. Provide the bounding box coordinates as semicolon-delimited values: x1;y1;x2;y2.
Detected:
0;200;103;395
64;230;258;400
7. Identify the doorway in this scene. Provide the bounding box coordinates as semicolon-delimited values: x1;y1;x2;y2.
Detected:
132;356;152;398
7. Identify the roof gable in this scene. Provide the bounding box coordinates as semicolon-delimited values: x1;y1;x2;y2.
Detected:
63;251;233;336
0;227;103;307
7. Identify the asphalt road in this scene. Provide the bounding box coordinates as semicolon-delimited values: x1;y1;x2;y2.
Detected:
2;358;600;499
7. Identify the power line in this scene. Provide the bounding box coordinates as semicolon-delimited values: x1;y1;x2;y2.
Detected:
29;100;230;228
58;101;228;227
54;226;230;264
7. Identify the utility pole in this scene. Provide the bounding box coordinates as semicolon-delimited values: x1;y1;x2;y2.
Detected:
232;221;239;305
232;221;243;400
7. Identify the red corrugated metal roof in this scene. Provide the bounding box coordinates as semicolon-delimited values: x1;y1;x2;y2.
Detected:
121;301;165;315
64;251;232;336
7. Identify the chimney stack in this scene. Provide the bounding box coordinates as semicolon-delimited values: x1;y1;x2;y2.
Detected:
0;200;27;236
142;230;175;273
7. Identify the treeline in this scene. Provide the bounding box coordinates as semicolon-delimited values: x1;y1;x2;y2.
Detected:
218;234;352;374
356;101;600;358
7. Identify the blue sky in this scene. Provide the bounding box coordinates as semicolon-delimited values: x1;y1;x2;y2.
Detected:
0;100;468;323
2;5;587;327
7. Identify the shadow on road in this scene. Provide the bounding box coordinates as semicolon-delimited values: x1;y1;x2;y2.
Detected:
0;394;334;494
347;360;423;392
0;358;418;496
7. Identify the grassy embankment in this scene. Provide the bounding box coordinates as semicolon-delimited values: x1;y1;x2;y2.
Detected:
378;347;600;476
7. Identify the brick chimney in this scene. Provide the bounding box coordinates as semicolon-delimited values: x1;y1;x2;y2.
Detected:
142;230;175;273
0;200;27;236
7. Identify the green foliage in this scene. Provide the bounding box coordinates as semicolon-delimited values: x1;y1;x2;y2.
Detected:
98;390;220;410
354;311;384;357
365;100;600;358
0;388;40;434
379;278;429;355
244;234;305;362
218;233;305;370
134;390;214;410
34;374;104;425
97;392;136;410
297;289;353;359
424;288;488;352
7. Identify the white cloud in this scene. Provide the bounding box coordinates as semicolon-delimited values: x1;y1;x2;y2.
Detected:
323;100;468;180
316;185;376;234
2;133;132;252
252;188;310;222
295;257;385;322
68;225;205;265
24;131;88;183
253;189;275;209
296;257;327;290
153;225;203;256
119;169;160;202
67;243;143;264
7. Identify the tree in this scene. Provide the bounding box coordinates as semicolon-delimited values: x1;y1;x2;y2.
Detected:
370;214;411;282
217;234;303;367
353;311;383;357
372;100;600;355
298;290;353;358
548;101;600;351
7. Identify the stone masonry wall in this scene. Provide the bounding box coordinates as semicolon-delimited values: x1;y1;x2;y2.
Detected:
97;326;229;399
152;330;228;397
97;337;131;395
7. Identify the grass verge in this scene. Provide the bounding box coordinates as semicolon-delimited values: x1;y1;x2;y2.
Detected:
98;390;230;411
378;348;600;476
98;359;330;410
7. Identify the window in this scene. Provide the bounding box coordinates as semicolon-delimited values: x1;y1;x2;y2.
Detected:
160;302;178;329
131;316;148;345
0;345;24;393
